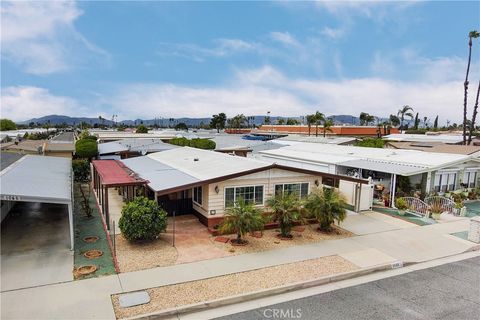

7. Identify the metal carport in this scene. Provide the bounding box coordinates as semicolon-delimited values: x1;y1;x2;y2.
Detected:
0;155;74;249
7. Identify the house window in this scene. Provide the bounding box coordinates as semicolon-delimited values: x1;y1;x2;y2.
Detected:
434;172;457;192
224;185;264;207
193;186;203;205
274;183;309;198
463;171;478;188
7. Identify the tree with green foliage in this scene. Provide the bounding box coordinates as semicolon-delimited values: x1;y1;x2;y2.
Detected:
266;192;304;239
463;30;480;145
228;114;247;128
314;111;325;137
359;112;375;126
72;159;91;182
136;124;148;133
397;105;414;131
219;198;265;245
389;114;400;127
175;122;188;131
75;139;98;159
0;119;17;131
168;137;216;149
277;118;285;125
413;113;420;130
286;118;299;125
119;197;168;241
210;113;227;133
306;114;316;136
305;187;347;232
322;118;334;137
355;138;385;148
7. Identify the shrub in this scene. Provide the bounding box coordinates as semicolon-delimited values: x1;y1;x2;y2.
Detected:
305;187;347;232
0;118;17;131
75;139;98;159
72;159;90;182
119;197;168;241
266;192;304;238
168;137;216;150
395;198;408;211
355;138;385;148
136;125;148;133
219;198;264;244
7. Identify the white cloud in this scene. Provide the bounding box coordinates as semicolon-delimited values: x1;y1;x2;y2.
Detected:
3;64;474;125
269;32;300;47
1;0;109;74
320;27;346;40
1;86;83;121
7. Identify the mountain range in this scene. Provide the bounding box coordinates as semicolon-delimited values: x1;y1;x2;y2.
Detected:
20;114;368;126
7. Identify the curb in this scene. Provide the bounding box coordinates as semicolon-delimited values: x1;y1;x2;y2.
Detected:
124;262;402;320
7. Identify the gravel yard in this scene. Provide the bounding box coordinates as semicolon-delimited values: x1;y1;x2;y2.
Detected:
112;255;358;319
212;224;353;255
114;234;177;272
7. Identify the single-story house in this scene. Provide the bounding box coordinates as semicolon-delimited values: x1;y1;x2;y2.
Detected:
92;147;367;229
257;125;400;137
383;133;465;144
257;143;480;208
91;130;179;143
98;138;179;159
385;141;480;157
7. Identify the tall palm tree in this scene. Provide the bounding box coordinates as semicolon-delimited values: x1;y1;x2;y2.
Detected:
468;80;480;145
322;119;334;137
413;112;420;130
266;192;305;239
304;187;347;232
306;114;316;136
314;111;325;137
397;105;414;132
463;30;480;145
219;198;265;245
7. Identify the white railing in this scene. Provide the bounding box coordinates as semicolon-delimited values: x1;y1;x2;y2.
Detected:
424;196;458;216
400;197;429;217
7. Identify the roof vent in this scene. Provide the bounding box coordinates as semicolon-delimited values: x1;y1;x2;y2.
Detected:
194;158;199;162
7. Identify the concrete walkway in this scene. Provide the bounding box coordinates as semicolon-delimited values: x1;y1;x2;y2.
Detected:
2;213;477;320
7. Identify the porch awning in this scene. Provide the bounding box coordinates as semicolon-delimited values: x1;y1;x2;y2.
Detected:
338;159;428;176
92;160;147;187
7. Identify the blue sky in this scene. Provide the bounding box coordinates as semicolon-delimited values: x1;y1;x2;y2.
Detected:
1;1;479;123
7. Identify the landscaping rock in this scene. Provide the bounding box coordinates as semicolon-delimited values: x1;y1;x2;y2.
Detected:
214;236;230;243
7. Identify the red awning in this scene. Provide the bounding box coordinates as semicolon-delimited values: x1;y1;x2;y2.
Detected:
92;160;146;186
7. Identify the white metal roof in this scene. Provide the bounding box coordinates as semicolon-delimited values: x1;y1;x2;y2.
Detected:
147;147;270;180
383;134;464;144
276;135;357;145
98;138;179;155
259;143;476;176
0;155;72;203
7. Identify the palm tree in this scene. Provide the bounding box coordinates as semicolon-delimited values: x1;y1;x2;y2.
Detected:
219;198;265;245
423;116;429;129
304;187;347;232
468;80;480;145
389;114;400;127
463;30;480;145
266;192;305;239
397;105;414;132
322;118;334;137
306;114;316;136
314;111;325;137
413;112;420;130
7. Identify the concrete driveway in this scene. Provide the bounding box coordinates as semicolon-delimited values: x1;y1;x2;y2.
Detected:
1;202;73;292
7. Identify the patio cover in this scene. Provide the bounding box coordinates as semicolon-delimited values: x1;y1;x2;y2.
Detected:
92;160;146;187
338;159;428;176
0;155;74;249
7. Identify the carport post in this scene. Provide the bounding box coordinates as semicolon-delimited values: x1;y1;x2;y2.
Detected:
68;203;74;250
105;187;110;230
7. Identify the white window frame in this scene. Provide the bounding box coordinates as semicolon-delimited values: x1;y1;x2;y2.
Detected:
224;185;265;208
463;170;478;188
274;182;310;199
434;172;457;192
193;186;203;206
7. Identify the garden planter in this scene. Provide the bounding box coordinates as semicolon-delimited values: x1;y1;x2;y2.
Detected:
398;210;406;216
83;236;99;243
84;249;103;259
431;212;442;220
459;207;467;217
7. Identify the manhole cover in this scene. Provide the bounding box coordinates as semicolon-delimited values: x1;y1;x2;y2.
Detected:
84;249;103;259
76;265;97;275
83;236;99;243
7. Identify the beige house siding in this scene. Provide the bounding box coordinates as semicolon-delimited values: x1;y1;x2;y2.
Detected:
197;168;323;219
192;183;209;216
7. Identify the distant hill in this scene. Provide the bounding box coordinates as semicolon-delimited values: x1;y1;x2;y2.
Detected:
20;114;377;127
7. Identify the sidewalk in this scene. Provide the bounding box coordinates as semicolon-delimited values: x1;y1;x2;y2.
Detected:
1;214;477;320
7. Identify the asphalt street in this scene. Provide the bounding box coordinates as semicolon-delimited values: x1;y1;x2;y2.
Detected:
217;256;480;320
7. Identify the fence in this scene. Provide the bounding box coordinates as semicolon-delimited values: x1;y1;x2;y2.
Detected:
424;196;458;216
400;197;429;217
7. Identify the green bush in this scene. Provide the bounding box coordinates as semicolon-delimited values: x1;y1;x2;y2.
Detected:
0;119;17;131
395;198;408;210
75;139;98;159
72;159;91;182
168;137;216;149
119;197;168;241
355;138;385;148
136;124;148;133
